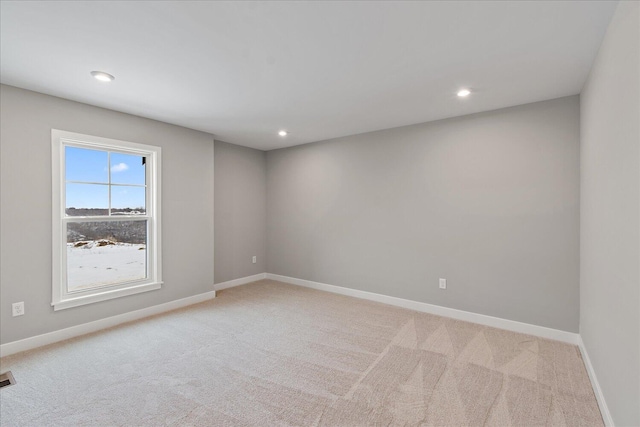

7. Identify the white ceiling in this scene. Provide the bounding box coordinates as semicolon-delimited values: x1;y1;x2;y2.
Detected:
1;1;617;150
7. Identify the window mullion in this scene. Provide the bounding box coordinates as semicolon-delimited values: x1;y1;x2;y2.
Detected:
108;151;112;216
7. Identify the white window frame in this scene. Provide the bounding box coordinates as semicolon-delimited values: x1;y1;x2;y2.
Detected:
51;129;162;311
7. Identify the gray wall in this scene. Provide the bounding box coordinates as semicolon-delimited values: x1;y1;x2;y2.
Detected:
214;140;267;283
0;85;215;344
267;96;580;332
580;1;640;425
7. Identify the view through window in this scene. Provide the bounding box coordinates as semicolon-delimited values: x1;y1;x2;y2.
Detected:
65;147;148;291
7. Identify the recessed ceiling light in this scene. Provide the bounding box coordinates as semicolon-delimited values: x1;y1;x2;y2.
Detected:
278;130;288;137
91;71;115;82
457;88;471;97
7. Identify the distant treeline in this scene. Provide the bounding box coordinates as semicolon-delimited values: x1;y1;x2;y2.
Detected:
66;208;146;244
66;208;145;216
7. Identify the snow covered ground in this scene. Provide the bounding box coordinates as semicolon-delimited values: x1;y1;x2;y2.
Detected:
67;241;146;291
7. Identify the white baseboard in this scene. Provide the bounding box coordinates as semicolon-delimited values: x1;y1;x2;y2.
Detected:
577;336;614;426
266;273;579;345
215;273;267;291
0;290;217;358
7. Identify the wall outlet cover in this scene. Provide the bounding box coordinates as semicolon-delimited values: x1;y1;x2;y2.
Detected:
12;302;24;317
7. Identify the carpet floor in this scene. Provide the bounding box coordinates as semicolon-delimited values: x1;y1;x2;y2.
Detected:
0;280;602;426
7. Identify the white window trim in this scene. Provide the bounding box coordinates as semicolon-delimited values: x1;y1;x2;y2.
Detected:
51;129;162;311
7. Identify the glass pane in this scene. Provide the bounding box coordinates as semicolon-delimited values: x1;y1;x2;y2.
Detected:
111;186;146;215
110;152;146;185
67;221;147;292
65;146;108;183
66;183;108;216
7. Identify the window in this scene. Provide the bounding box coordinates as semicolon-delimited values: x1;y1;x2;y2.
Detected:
52;130;162;310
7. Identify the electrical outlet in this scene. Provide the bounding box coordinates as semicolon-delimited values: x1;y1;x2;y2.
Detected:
252;256;257;264
439;278;447;290
12;302;24;317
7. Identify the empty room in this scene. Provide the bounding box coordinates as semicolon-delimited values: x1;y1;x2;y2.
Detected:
0;1;638;426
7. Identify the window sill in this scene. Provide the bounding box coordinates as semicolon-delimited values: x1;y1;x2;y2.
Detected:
52;281;163;311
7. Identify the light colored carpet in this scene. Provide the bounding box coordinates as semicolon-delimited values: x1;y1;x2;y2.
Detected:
0;280;602;426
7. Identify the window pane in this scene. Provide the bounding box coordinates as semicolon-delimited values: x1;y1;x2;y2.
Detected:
110;152;146;185
67;221;147;292
66;183;108;216
65;146;108;183
111;186;146;215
